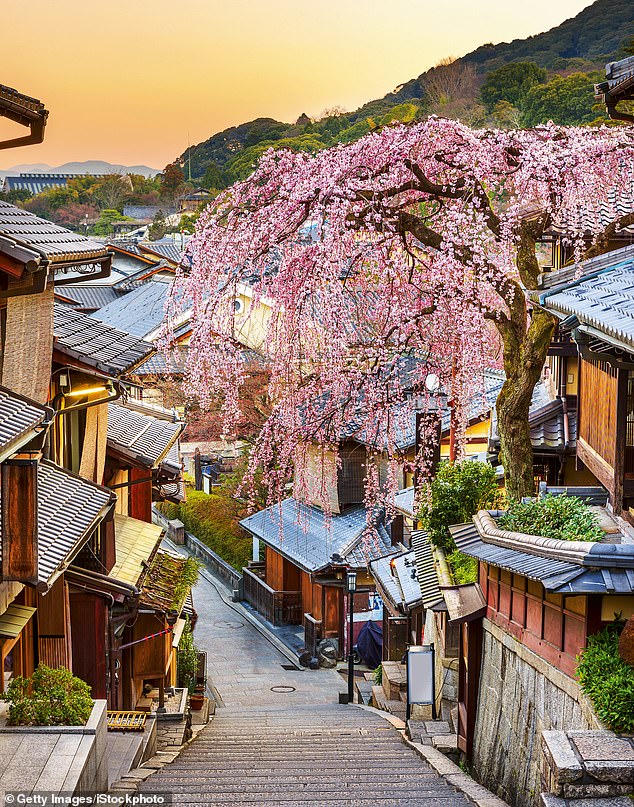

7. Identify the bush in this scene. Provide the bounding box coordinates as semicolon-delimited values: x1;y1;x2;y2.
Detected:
177;617;199;693
158;488;252;570
577;625;634;734
419;460;503;552
373;664;383;686
447;550;479;584
1;665;93;726
498;495;603;542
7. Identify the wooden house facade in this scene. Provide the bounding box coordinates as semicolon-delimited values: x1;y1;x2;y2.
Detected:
449;500;634;765
540;244;634;516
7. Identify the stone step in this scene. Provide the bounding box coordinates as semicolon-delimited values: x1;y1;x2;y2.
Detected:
144;786;463;800
166;799;464;807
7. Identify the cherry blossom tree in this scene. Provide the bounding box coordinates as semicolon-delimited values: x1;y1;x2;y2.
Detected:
168;117;634;505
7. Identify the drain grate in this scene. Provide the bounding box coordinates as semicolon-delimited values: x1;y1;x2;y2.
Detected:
281;663;299;671
271;685;296;693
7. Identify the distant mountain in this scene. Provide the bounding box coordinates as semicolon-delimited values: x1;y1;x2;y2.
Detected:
0;160;159;180
177;0;634;184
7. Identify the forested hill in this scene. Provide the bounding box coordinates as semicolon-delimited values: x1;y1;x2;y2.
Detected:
177;0;634;188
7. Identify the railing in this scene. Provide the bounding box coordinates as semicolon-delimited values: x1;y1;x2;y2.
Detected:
152;506;242;593
304;613;322;657
242;567;302;626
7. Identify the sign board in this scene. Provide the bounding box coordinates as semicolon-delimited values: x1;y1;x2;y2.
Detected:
407;645;434;705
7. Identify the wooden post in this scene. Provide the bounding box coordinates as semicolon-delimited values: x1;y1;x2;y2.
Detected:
2;452;39;583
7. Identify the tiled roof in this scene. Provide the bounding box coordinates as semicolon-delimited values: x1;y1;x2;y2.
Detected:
110;514;163;587
240;498;393;573
394;487;415;517
541;252;634;353
139;241;183;265
370;550;422;612
54;305;154;375
92;279;172;338
131;347;188;376
107;401;184;468
490;385;576;454
0;386;51;460
54;285;123;312
3;174;72;195
451;519;634;595
600;55;634;99
0;201;110;265
411;530;444;610
34;460;113;589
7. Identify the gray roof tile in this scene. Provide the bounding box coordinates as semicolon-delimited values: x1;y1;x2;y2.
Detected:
411;530;444;609
54;304;154;375
542;251;634;351
240;498;393;572
0;201;109;265
0;386;51;458
370;550;422;611
54;285;123;311
93;279;172;338
107;401;184;468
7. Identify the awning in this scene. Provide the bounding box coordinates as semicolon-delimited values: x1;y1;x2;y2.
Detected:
0;604;36;638
440;584;486;624
109;514;163;587
171;617;186;648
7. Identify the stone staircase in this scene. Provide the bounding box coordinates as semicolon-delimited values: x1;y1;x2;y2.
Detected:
139;702;471;806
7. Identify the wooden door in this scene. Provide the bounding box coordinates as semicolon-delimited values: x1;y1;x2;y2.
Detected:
457;619;482;758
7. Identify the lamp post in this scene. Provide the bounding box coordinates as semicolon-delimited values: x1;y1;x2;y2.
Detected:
346;570;357;705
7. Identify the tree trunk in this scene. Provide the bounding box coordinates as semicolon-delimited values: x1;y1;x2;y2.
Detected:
496;306;556;501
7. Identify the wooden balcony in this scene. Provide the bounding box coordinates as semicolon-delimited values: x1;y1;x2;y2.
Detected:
242;567;302;626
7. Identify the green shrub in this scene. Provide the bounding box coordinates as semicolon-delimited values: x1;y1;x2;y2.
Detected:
177;616;200;693
577;625;634;734
419;460;503;552
498;495;603;542
447;550;479;584
373;664;383;686
159;489;252;571
1;665;93;726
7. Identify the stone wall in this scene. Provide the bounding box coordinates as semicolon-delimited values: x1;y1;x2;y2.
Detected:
473;619;600;807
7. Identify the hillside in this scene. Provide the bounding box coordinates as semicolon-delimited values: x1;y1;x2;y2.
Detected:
0;160;159;180
178;0;634;186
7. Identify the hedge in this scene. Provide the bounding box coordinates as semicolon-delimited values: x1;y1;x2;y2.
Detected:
159;489;252;571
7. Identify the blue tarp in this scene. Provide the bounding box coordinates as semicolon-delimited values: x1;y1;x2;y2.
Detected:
356;620;383;669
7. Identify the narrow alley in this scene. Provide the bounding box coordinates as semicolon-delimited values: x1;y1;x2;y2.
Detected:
139;555;472;806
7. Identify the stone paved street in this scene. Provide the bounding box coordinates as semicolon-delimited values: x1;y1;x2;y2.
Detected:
139;554;472;805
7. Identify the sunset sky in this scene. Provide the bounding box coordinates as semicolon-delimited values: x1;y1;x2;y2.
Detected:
1;0;593;171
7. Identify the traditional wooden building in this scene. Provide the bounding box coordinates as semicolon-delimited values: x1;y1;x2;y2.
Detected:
540;244;634;515
240;498;394;658
447;493;634;801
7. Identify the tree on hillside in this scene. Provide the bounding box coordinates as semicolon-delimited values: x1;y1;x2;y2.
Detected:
148;210;168;241
422;58;480;121
170;118;634;507
480;62;547;112
522;72;602;126
160;162;187;203
91;173;132;211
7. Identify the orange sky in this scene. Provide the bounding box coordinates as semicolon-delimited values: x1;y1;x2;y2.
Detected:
0;0;594;171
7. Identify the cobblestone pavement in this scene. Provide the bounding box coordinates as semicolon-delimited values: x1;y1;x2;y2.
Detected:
139;555;471;806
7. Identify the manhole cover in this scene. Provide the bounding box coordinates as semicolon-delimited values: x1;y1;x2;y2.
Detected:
213;620;245;629
271;685;296;693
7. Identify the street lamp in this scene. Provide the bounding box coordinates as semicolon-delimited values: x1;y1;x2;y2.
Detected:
346;570;357;705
